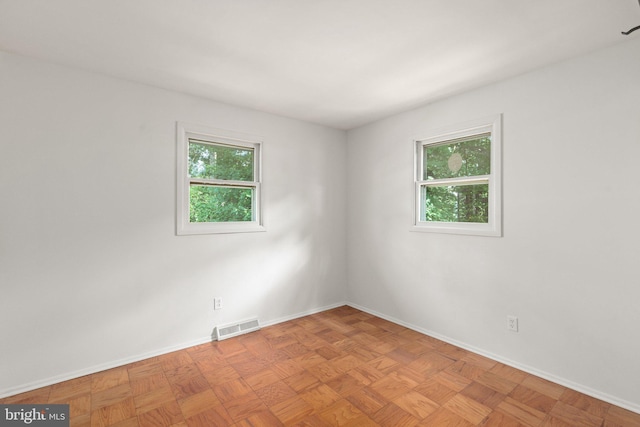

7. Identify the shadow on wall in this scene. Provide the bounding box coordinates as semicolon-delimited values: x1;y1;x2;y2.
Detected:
126;187;336;351
1;141;342;394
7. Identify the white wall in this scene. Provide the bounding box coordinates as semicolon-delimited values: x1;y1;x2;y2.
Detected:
347;37;640;412
2;36;639;412
0;52;348;396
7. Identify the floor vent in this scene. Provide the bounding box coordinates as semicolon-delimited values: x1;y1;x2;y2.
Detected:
215;318;260;341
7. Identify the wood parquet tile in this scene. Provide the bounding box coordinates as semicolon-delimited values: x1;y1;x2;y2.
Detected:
2;306;639;426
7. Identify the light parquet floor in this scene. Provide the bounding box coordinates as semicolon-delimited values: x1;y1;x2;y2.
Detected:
2;306;639;426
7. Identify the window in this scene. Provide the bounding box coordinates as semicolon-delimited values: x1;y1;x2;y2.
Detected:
177;122;264;235
413;115;502;236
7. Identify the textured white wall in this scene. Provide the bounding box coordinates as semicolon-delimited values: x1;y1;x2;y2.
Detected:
0;52;348;396
346;37;640;411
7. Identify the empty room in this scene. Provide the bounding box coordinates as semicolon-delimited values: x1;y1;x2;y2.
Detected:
1;1;639;426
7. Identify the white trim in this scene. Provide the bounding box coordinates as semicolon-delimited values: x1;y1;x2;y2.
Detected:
3;299;639;416
0;336;212;399
412;114;502;237
0;301;347;399
347;302;640;416
257;301;347;329
176;122;265;235
418;175;490;187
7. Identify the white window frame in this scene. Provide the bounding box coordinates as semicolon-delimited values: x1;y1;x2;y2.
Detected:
412;114;502;237
176;122;265;235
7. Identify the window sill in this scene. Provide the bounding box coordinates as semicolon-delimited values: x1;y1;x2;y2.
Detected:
177;223;266;236
411;223;501;237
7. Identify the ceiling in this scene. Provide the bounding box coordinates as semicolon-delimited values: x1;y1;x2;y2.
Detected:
1;1;638;130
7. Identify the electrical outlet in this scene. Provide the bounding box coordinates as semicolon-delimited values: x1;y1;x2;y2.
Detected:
507;315;518;332
214;297;223;310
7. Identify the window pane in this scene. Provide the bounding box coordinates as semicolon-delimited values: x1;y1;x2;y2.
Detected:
189;185;253;222
424;183;489;223
424;134;490;180
189;140;254;181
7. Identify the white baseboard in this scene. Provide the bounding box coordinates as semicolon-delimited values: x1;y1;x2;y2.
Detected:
258;301;347;329
0;336;212;399
0;301;348;399
347;302;640;415
5;300;637;416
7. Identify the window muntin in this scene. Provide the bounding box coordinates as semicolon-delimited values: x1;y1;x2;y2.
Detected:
413;115;501;236
177;123;264;235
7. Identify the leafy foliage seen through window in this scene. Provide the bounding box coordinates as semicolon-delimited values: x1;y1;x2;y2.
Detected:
188;140;255;223
423;135;490;223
